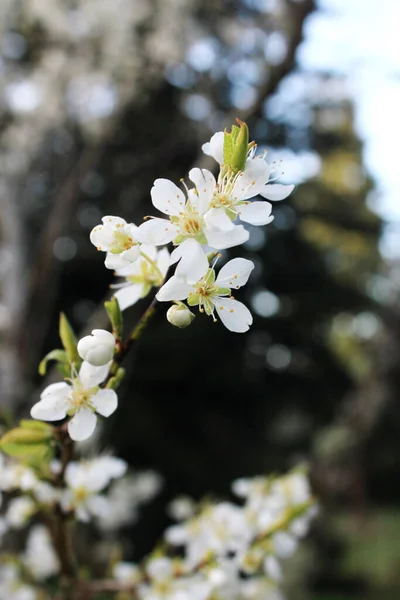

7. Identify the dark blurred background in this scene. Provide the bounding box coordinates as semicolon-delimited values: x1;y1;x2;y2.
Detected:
1;0;400;598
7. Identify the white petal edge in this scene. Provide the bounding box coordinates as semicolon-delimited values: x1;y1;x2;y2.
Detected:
174;239;209;284
68;409;97;442
215;258;254;288
215;298;253;333
188;168;216;215
238;201;274;226
205;224;249;250
259;184;294;201
114;283;145;311
136;219;177;246
156;276;192;302
151;179;186;216
91;389;118;417
79;361;110;388
201;131;224;164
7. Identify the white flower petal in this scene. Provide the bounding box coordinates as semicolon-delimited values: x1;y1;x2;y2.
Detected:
272;532;298;558
79;361;110;388
201;131;224;164
156;248;171;277
205;224;249;250
204;208;235;232
188;168;216;214
31;383;70;421
91;389;118;417
87;494;110;519
151;179;186;216
216;258;254;288
90;216;127;250
104;245;141;271
68;409;97;441
114;283;145;311
215;298;253;333
136;219;177;245
156;276;192;302
260;184;294;201
238;201;273;226
232;158;272;200
31;398;68;422
174;239;209;283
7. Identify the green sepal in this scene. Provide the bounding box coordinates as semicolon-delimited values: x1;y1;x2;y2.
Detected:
226;208;237;221
223;118;249;173
203;268;215;286
105;296;123;340
106;367;126;390
173;235;185;245
187;293;200;307
203;298;214;316
59;313;80;366
38;349;68;376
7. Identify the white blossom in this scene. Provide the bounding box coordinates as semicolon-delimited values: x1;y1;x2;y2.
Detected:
157;257;254;333
202;131;294;204
113;562;140;584
61;456;127;522
30;361;117;441
137;172;250;276
113;245;170;310
6;497;36;529
0;564;38;600
77;329;115;366
24;525;60;580
90;216;141;271
138;557;211;600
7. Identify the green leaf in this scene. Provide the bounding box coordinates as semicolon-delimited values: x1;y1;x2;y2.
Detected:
0;426;55;465
38;349;68;376
105;296;123;340
59;313;80;366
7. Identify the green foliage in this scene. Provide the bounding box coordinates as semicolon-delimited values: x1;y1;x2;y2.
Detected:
0;421;54;466
38;349;69;377
105;296;124;340
106;367;126;390
59;312;80;367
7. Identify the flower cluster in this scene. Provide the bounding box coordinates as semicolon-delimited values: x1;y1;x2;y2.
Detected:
0;451;162;598
111;470;315;600
0;122;314;599
90;121;293;333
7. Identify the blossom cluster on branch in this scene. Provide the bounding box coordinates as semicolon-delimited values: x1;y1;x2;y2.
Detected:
0;121;315;599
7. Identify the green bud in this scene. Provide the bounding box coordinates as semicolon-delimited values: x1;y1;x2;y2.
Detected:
223;118;249;173
105;296;123;340
167;304;195;328
106;367;126;390
0;425;54;464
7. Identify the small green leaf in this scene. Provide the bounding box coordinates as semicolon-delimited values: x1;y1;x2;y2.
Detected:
59;313;80;366
105;296;123;340
38;349;68;376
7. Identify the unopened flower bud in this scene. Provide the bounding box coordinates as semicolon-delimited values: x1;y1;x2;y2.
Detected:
166;305;195;328
77;329;115;366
